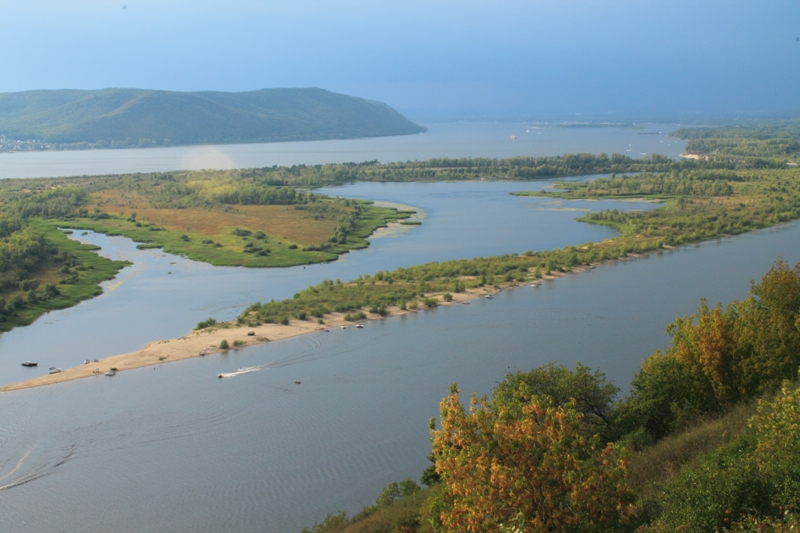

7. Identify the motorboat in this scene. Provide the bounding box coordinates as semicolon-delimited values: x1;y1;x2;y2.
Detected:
218;374;223;379
355;324;364;329
461;301;470;305
485;294;494;299
341;325;347;329
105;370;116;377
49;367;62;374
84;359;90;364
21;361;38;367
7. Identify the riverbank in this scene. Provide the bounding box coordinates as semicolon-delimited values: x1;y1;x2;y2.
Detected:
0;270;586;392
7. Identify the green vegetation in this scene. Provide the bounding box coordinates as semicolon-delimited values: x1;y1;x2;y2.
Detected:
0;217;129;333
514;166;800;247
0;87;425;150
303;262;800;533
672;119;800;161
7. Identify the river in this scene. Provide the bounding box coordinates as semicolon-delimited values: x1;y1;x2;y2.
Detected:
0;122;686;179
2;124;791;533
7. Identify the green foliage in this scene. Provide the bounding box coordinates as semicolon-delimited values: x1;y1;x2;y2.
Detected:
0;87;425;148
494;362;620;434
618;260;800;443
219;339;229;349
195;317;217;330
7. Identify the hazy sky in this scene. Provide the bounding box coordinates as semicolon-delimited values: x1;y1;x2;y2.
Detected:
1;0;798;119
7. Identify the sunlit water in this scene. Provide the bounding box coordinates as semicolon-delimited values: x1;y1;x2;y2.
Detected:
0;122;687;179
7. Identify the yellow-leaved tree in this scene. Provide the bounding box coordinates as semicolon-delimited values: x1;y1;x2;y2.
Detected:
430;383;633;533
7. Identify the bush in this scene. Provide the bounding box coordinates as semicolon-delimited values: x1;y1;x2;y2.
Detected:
297;311;307;320
344;311;367;321
219;340;229;349
195;317;217;330
280;317;289;325
232;340;245;347
423;297;438;308
443;292;453;302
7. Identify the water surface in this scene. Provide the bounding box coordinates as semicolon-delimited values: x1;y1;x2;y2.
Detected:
0;122;686;179
1;221;798;533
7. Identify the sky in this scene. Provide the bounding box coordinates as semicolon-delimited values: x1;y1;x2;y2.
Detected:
1;0;799;121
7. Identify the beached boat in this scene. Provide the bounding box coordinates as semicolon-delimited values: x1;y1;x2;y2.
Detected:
21;361;38;367
485;294;494;299
105;370;116;376
84;359;90;364
49;367;62;374
461;301;470;304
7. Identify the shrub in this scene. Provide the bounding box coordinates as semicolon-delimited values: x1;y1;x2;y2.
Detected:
297;311;307;320
219;340;229;349
288;244;298;249
232;340;245;347
423;297;438;308
443;292;453;302
280;317;289;325
195;317;217;330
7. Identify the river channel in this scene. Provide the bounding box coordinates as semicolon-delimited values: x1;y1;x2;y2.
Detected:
1;179;799;532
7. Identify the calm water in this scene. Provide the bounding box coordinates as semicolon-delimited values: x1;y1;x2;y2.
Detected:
0;180;652;387
0;123;756;533
0;122;687;179
1;219;798;533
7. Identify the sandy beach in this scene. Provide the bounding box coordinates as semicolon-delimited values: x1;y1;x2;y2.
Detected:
2;283;540;392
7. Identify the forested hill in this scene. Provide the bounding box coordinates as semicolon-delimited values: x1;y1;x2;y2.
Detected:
0;88;426;149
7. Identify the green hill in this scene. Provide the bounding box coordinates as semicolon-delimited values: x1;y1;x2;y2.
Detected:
0;88;426;149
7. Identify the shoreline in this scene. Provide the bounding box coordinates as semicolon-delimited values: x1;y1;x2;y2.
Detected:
0;269;586;392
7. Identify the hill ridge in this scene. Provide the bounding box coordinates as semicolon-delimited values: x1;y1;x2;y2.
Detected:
0;87;425;149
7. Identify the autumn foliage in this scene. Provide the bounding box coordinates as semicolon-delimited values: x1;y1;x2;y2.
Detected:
430;384;633;533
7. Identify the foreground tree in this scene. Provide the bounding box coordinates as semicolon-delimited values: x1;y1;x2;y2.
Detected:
430;383;633;533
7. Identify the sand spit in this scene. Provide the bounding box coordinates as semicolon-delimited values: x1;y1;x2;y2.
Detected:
1;266;598;392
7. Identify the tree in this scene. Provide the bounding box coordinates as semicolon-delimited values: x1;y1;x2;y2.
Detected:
493;363;619;431
430;383;633;533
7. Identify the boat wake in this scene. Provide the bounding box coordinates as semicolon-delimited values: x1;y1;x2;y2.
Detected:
218;366;263;379
0;444;74;491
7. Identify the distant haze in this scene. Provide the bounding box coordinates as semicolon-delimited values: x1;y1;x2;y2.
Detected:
1;1;798;121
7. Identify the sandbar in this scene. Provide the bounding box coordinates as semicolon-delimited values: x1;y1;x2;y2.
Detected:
1;269;586;393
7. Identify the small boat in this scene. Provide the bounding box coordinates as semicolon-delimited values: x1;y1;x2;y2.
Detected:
589;266;596;270
341;325;347;329
323;328;330;332
461;301;470;305
49;367;62;374
355;324;364;329
84;359;90;365
485;294;494;299
105;370;116;377
294;381;301;385
218;374;223;379
21;361;38;367
531;284;539;288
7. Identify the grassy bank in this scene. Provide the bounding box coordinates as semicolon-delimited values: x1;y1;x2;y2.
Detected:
0;220;130;333
46;200;411;268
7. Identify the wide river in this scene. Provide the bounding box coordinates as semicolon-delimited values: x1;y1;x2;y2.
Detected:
1;124;796;533
0;122;686;179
